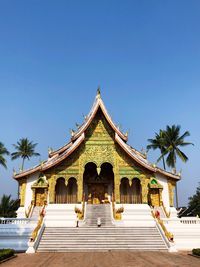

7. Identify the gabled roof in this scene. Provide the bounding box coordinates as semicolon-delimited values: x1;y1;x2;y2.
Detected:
13;90;180;180
71;89;128;142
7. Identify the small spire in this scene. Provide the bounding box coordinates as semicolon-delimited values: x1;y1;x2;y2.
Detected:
48;147;53;154
96;86;101;99
70;129;75;136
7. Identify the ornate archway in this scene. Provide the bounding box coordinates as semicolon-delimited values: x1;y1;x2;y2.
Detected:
83;162;114;204
66;177;77;203
131;178;142;204
120;178;130;203
55;178;67;203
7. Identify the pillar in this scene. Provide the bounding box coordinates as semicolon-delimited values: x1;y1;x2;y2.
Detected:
141;177;149;204
77;171;83;203
168;180;175;207
19;178;26;207
114;173;120;203
49;175;56;204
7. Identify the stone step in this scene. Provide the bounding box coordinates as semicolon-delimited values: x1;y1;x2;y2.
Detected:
38;248;167;252
38;245;166;249
44;228;159;231
37;203;167;252
38;246;167;252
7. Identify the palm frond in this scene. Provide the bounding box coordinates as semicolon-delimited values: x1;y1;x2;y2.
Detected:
176;147;188;162
11;138;40;169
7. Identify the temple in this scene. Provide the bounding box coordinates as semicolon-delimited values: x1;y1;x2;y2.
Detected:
14;89;179;212
2;90;199;253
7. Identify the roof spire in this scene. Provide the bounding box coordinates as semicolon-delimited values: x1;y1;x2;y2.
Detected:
96;86;101;99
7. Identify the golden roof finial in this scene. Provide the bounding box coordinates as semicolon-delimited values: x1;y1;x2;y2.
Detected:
96;86;101;99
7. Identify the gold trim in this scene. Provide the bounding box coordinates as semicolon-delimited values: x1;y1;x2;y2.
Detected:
152;211;174;242
30;205;46;242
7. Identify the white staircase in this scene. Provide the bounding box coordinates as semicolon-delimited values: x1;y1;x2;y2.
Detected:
83;204;113;227
37;226;168;252
37;203;168;252
44;204;79;227
119;204;156;227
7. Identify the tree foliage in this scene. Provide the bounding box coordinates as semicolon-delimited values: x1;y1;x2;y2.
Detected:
0;142;9;169
159;125;193;169
11;138;40;170
0;194;19;218
147;130;166;169
147;125;193;171
187;183;200;216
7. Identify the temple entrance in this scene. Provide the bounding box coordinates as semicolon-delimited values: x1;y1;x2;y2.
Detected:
35;188;45;206
83;162;114;204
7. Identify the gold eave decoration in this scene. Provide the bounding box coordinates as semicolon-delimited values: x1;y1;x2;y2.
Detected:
149;178;163;189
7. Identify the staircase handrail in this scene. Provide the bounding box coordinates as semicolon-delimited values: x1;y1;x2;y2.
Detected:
162;204;170;218
151;210;174;243
30;203;46;242
111;193;124;220
26;203;47;253
25;201;35;218
111;193;116;219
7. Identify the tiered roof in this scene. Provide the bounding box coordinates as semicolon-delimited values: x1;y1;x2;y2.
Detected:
14;90;180;180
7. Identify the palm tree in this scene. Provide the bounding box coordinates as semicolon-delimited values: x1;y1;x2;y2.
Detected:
0;194;19;218
0;142;9;169
11;138;40;170
147;130;167;169
158;125;193;208
160;125;193;170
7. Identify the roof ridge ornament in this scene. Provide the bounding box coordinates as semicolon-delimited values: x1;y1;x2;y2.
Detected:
96;86;101;99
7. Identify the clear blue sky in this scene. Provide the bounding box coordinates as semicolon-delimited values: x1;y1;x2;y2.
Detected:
0;1;199;206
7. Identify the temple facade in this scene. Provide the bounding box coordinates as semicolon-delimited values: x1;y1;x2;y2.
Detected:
14;90;180;216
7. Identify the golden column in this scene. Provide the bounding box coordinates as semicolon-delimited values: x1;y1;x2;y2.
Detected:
77;171;83;203
168;180;175;207
114;154;120;203
19;178;27;207
78;156;84;203
48;175;56;204
114;173;120;203
141;176;149;204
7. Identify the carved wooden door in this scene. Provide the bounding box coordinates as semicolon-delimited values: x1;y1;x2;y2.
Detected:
35;188;45;206
150;189;160;207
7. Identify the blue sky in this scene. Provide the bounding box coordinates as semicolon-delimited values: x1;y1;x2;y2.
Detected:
0;1;200;206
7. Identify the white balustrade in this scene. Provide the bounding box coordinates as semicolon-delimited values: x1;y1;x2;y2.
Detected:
0;217;31;225
162;217;200;224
